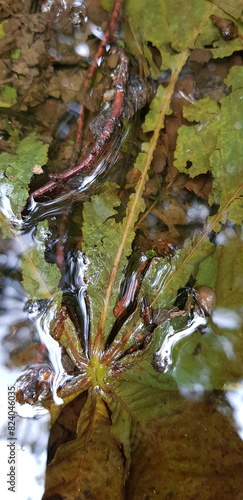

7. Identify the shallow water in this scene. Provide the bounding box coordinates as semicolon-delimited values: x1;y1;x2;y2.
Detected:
0;0;243;499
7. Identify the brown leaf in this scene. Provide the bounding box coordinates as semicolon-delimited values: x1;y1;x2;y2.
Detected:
126;395;243;499
44;392;125;500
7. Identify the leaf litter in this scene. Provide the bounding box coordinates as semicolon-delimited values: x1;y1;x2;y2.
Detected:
0;0;243;498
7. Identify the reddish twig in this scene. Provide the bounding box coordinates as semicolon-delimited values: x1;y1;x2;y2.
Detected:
85;0;123;82
71;104;85;166
71;0;124;165
56;212;69;271
30;47;128;199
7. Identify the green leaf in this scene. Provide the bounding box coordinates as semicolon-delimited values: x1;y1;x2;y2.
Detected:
122;0;216;73
82;54;188;348
211;37;243;59
22;221;61;300
142;237;215;309
150;233;243;392
82;181;145;343
174;66;243;224
0;133;49;218
0;85;17;107
142;85;172;133
102;0;243;77
0;21;6;39
11;48;21;59
183;96;220;122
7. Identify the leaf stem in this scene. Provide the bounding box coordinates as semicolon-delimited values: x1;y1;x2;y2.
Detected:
97;3;219;359
95;52;190;356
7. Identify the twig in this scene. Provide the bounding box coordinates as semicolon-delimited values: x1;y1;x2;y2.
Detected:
71;0;124;165
30;47;128;199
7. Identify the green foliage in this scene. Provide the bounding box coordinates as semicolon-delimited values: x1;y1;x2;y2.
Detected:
0;21;6;39
82;181;145;342
11;48;21;59
0;85;17;107
140;230;243;392
103;0;243;77
82;182;125;337
0;133;49;218
142;86;172;133
174;66;243;224
142;237;215;308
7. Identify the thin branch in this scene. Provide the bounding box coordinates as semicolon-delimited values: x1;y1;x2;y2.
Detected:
30;48;128;199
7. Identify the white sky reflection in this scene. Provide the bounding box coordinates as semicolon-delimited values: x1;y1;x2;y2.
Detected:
226;386;243;440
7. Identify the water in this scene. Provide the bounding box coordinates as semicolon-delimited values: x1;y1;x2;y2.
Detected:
0;0;243;499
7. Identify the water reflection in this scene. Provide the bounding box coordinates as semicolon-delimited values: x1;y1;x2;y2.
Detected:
153;312;207;373
0;256;50;499
0;0;242;497
226;386;243;440
213;307;241;330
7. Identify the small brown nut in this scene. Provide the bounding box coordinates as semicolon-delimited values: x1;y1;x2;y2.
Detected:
194;285;217;316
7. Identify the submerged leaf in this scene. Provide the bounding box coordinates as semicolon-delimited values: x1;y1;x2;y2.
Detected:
151;233;243;391
142;237;215;309
44;393;124;500
142;85;172;133
103;0;243;77
121;0;216;72
82;182;145;343
0;85;17;107
0;133;49;217
22;221;60;300
174;66;243;224
126;397;243;499
210;0;243;19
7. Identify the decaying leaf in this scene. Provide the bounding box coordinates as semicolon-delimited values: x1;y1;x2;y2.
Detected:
125;396;243;499
44;394;125;500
